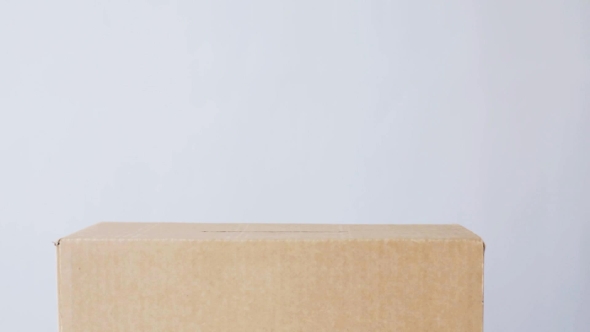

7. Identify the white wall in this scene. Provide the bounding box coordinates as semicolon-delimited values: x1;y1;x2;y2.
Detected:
1;0;588;331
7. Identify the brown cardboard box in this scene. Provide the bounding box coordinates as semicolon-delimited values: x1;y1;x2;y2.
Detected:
56;222;484;331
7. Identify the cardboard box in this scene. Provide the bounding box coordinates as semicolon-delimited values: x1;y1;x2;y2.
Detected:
56;222;484;331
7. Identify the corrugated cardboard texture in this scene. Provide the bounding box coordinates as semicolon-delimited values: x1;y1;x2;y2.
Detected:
57;223;484;332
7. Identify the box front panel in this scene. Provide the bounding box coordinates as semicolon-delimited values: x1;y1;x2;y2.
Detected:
58;239;483;332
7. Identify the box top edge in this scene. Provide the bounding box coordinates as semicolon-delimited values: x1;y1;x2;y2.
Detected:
56;222;483;242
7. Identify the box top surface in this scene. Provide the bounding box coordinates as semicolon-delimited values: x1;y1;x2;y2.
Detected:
59;222;482;242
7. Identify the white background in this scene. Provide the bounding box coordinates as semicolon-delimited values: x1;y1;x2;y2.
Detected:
1;0;588;331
